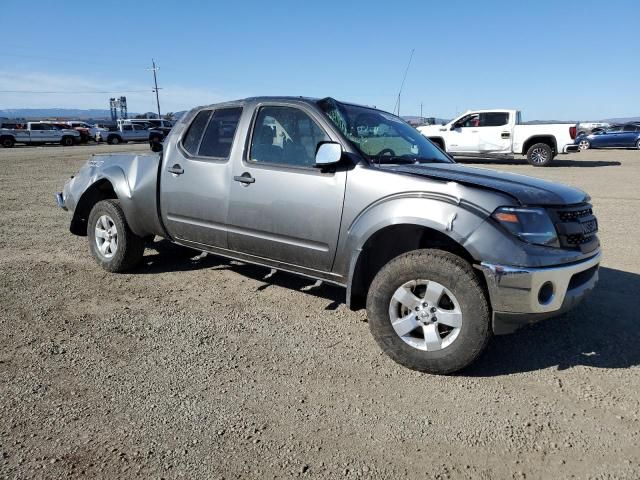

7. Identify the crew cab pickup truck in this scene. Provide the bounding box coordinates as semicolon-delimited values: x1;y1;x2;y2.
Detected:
418;109;579;166
95;123;151;144
57;97;600;374
1;121;80;147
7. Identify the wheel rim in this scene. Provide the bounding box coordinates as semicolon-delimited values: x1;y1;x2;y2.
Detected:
579;140;589;150
95;215;118;259
388;279;463;351
530;147;549;164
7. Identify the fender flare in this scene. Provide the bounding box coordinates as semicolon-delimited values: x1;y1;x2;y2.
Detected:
339;194;485;307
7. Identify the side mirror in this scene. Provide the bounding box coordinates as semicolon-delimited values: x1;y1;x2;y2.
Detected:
150;140;163;153
450;124;458;130
315;142;342;166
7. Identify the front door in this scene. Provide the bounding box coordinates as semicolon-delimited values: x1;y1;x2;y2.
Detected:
447;113;480;153
160;107;243;248
226;104;346;272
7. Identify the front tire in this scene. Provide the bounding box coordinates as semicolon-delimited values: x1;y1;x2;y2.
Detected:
526;142;554;166
60;136;74;147
578;139;590;151
1;137;15;148
366;249;491;374
108;136;121;145
636;139;640;150
87;200;145;272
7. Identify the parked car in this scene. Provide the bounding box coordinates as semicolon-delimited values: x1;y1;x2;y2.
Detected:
418;109;579;166
576;124;640;150
1;121;80;147
57;96;600;374
95;123;150;144
576;122;609;136
43;121;91;143
66;121;104;140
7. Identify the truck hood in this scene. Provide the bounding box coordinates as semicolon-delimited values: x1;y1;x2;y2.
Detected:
383;163;588;206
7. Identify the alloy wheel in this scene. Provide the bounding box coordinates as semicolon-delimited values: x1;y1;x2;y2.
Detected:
388;279;463;351
94;215;118;259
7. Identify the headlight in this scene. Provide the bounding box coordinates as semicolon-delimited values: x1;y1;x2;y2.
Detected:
492;207;559;247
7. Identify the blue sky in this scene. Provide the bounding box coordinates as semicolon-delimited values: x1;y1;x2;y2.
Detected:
1;0;638;120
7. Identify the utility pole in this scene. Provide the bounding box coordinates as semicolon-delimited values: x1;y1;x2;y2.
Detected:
420;102;423;122
150;59;162;119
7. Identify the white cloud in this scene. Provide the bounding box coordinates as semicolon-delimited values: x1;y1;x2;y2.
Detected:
0;70;228;113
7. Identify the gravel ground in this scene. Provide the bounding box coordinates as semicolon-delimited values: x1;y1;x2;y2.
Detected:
1;143;639;479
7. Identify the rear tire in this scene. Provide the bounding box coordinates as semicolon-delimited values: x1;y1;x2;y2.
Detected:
87;200;145;272
1;137;15;148
636;139;640;150
366;249;491;374
526;142;554;166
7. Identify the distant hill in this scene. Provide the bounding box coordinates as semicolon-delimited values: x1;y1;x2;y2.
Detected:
601;116;640;124
0;108;118;119
0;108;188;121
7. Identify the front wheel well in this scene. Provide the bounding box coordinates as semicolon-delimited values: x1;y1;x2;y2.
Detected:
348;224;478;310
522;135;557;155
70;179;118;236
428;137;446;151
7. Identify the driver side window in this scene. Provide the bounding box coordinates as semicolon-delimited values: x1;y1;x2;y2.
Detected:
249;106;330;168
458;114;480;128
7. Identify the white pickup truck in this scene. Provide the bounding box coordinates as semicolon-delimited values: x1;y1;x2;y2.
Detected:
418;109;579;166
0;121;81;148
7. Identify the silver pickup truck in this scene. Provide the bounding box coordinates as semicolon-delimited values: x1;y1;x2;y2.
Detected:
56;97;601;374
1;121;80;147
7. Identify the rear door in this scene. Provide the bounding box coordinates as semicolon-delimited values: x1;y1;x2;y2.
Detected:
159;106;243;248
226;103;346;272
28;123;46;142
476;111;512;153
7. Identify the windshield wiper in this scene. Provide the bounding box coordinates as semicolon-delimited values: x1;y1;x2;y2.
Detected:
369;155;420;165
370;155;447;165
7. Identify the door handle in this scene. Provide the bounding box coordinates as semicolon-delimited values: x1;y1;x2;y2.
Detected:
234;173;255;184
501;132;511;138
167;164;184;175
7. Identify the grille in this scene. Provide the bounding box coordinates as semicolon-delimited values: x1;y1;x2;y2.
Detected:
551;204;598;252
557;207;592;222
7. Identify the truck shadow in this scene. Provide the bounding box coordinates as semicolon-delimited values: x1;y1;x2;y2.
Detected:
140;242;640;372
455;157;621;168
140;239;344;310
466;267;640;376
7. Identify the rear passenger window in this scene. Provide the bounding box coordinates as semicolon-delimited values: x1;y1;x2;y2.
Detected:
479;112;509;127
198;107;243;158
182;110;212;155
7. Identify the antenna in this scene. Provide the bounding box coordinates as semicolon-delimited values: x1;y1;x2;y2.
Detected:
393;48;414;117
147;59;162;119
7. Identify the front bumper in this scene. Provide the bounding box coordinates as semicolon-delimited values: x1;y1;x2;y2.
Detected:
55;192;67;210
477;251;601;334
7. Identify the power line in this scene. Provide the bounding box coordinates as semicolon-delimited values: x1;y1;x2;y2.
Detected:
0;90;151;94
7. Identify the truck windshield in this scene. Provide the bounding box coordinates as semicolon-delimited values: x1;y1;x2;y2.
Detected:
317;98;452;164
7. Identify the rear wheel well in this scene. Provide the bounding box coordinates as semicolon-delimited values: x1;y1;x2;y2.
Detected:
523;135;557;155
70;180;117;235
348;224;478;310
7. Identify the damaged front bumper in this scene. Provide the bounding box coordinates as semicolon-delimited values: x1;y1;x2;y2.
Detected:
477;251;601;334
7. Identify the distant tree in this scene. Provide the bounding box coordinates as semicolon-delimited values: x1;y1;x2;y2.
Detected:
135;114;146;119
164;112;174;120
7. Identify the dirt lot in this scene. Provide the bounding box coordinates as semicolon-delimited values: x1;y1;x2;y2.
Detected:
1;143;639;479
